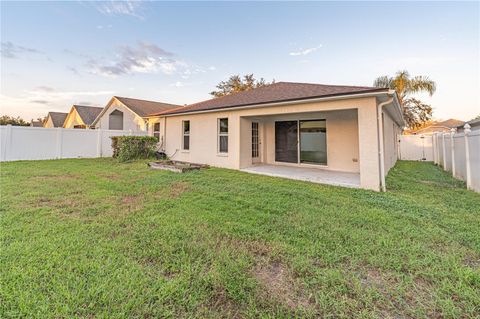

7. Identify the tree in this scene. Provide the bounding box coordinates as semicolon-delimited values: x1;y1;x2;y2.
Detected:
210;74;274;97
0;115;30;126
373;70;436;129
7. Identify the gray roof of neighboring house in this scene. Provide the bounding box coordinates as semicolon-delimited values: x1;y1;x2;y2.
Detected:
114;96;182;117
47;112;68;127
30;120;43;127
73;105;103;125
458;118;480;129
153;82;389;116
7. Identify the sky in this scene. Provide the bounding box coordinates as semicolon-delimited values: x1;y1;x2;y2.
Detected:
1;1;479;121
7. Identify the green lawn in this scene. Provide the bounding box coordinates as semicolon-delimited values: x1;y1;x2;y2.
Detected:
1;159;479;318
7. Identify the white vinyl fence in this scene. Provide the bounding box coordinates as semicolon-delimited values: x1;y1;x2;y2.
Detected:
400;124;480;193
0;125;147;162
432;125;480;192
398;135;434;161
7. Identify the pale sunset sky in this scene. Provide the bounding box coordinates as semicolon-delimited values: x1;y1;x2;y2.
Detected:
1;1;479;121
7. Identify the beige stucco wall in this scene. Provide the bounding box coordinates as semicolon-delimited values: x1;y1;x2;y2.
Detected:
150;96;385;190
63;108;85;128
383;108;400;174
43;116;55;128
95;99;147;131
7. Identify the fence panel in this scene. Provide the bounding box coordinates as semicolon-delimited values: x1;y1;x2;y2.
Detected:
399;135;433;161
453;134;466;180
444;136;452;171
468;131;480;192
0;125;146;162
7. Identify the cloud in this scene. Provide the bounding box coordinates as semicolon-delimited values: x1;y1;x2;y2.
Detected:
30;100;49;104
94;0;144;19
1;41;43;59
289;45;322;56
87;42;206;78
35;86;56;93
67;66;81;76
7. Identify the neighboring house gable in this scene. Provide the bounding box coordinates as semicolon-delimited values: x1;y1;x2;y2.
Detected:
43;112;68;128
405;119;465;135
30;120;43;127
63;105;103;129
92;96;181;131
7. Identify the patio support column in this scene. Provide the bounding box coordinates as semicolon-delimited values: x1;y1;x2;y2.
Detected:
357;100;381;191
238;116;252;169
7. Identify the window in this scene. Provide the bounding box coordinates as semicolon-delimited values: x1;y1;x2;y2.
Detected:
182;120;190;150
218;118;228;153
153;123;160;141
109;110;123;130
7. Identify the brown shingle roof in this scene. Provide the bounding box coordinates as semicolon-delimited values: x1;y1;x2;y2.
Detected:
73;105;103;125
115;96;182;117
154;82;388;116
48;112;68;127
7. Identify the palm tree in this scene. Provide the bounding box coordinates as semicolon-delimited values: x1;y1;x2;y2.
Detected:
374;70;436;129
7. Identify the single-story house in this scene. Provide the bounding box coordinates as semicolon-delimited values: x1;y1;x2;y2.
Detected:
92;96;181;131
43;112;68;128
63;105;103;129
30;120;43;127
146;82;404;191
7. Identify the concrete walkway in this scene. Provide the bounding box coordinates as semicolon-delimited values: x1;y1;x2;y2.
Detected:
241;164;360;188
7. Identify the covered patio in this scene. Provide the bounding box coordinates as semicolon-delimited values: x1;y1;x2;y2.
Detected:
241;164;360;188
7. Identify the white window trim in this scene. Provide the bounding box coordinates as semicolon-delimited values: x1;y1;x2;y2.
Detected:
217;118;228;154
182;120;190;151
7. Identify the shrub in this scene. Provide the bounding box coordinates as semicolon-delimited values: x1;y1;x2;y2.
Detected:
111;136;158;162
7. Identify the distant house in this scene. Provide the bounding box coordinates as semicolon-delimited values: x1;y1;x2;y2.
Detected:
63;105;103;129
457;118;480;132
30;120;43;127
92;96;181;132
43;112;68;128
404;119;465;135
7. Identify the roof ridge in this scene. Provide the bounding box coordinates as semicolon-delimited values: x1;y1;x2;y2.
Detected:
114;95;180;106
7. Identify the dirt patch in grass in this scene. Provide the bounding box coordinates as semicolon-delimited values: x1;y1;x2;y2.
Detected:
254;260;312;310
169;181;191;198
121;194;144;211
463;254;480;270
353;266;438;318
208;287;243;319
31;173;81;181
96;172;121;180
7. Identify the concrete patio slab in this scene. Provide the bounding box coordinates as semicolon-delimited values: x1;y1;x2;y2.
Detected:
241;164;360;188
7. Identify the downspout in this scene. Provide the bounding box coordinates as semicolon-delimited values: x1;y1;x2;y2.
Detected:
377;97;393;192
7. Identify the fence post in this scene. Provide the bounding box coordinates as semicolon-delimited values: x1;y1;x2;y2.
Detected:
56;128;63;159
450;128;456;177
2;124;12;161
96;129;102;157
464;124;472;190
442;133;447;170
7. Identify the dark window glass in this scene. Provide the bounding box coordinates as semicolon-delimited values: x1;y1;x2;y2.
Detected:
219;118;228;133
183;121;190;150
275;121;298;163
153;123;160;141
219;136;228;153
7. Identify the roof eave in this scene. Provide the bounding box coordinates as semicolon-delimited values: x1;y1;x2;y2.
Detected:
151;89;390;117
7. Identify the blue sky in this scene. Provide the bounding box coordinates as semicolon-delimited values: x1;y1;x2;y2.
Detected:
1;1;479;121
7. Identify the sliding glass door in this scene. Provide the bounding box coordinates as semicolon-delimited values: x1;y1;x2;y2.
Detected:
300;120;327;165
275;119;327;165
275;121;298;163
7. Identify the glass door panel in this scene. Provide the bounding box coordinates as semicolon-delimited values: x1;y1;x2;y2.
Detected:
300;120;327;165
275;121;298;163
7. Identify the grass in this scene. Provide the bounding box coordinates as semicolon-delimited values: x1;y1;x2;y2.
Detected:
0;159;479;318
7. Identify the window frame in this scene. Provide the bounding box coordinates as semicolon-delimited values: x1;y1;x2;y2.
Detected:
182;120;190;151
153;122;161;142
218;118;228;154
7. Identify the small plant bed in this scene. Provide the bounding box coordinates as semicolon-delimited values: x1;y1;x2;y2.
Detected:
148;160;209;173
